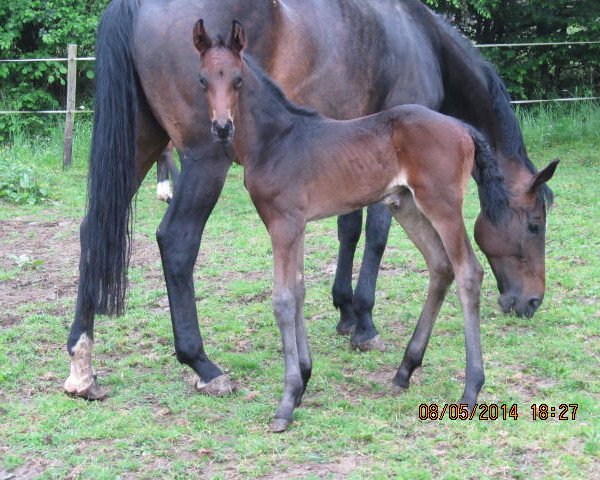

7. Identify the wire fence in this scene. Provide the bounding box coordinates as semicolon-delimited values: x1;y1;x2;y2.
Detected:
1;40;599;115
1;40;599;165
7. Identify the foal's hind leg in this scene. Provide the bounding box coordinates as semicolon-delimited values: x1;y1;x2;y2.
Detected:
388;192;454;390
411;188;485;406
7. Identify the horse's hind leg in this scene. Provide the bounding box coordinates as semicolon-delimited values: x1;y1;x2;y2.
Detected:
388;192;454;390
411;188;485;405
156;143;235;397
156;141;175;202
65;106;168;399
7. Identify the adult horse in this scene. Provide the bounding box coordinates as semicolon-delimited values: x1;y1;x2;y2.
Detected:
64;0;557;399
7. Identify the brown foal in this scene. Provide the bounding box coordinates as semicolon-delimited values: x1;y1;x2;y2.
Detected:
193;20;510;432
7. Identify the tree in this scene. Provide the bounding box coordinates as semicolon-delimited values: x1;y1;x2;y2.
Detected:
425;0;600;99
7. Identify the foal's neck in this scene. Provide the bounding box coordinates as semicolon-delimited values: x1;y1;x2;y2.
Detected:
234;57;318;165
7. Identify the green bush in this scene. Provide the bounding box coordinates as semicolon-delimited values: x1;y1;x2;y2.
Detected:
0;158;48;205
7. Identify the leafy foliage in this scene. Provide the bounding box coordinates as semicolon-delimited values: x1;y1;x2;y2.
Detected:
425;0;600;99
0;0;598;138
0;157;48;204
0;0;108;138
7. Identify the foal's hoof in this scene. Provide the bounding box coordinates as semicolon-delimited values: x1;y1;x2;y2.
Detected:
351;334;386;352
269;417;292;433
64;376;109;401
196;374;236;397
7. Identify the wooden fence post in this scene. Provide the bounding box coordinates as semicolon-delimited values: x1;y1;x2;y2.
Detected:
62;44;77;169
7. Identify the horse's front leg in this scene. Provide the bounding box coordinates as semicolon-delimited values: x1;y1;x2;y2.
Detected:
350;202;391;351
156;145;235;396
268;219;307;432
332;209;363;334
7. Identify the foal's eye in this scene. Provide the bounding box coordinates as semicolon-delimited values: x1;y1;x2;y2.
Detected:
198;76;208;90
233;76;243;90
528;223;542;235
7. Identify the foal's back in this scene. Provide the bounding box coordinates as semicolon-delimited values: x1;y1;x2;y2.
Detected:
278;105;475;222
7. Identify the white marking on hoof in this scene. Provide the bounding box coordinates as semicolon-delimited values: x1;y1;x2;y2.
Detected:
156;180;173;202
195;374;236;397
63;333;108;401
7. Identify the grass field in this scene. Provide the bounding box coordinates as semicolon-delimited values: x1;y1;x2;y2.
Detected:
0;104;599;479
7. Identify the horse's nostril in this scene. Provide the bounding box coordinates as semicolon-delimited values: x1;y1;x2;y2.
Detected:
528;297;541;311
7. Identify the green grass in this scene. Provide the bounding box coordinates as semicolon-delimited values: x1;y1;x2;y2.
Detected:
0;103;599;479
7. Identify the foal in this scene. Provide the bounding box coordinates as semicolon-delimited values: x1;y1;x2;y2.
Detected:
194;20;509;432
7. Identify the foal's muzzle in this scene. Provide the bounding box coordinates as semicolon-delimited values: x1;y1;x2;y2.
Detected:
212;120;234;144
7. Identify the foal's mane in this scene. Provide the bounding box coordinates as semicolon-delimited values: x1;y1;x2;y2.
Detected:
243;55;320;118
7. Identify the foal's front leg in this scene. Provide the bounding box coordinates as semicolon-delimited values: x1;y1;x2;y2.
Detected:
268;220;307;432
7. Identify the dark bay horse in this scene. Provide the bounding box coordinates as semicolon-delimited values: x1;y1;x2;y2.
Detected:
194;19;509;431
64;0;557;400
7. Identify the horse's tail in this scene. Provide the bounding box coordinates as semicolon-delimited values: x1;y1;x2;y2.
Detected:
465;124;510;225
81;0;140;316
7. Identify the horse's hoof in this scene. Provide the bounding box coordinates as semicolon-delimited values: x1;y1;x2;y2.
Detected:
196;374;236;397
64;377;109;401
269;417;291;433
391;376;409;393
336;320;356;336
351;334;386;352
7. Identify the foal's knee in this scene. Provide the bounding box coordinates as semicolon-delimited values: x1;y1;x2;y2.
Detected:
273;290;296;325
459;260;484;296
430;259;454;289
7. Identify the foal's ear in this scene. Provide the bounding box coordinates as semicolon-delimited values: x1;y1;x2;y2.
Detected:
529;159;559;193
227;20;246;55
193;19;212;55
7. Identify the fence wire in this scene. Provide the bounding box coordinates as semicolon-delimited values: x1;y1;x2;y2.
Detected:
1;40;599;112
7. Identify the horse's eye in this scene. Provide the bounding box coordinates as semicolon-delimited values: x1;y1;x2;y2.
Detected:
233;76;243;90
198;76;208;90
528;223;541;235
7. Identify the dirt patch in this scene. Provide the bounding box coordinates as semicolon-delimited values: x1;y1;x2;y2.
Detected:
0;456;53;480
0;219;80;326
259;455;370;479
0;219;162;327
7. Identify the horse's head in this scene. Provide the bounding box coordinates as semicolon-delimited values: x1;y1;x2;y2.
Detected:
193;19;246;144
475;159;559;318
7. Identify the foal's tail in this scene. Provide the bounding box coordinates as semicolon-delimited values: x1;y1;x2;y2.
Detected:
80;0;140;316
466;126;510;225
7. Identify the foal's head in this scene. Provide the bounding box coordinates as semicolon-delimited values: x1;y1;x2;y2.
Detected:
193;19;246;144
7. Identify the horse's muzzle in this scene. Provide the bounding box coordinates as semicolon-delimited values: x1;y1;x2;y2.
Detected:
212;120;234;144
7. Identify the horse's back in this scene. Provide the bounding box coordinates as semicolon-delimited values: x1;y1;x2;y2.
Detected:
130;0;447;149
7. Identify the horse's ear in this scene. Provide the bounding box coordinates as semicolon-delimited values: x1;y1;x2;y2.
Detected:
193;19;212;55
228;20;246;55
529;159;559;193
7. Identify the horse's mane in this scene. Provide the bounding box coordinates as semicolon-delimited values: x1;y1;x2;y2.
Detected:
432;14;554;206
243;55;320;118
